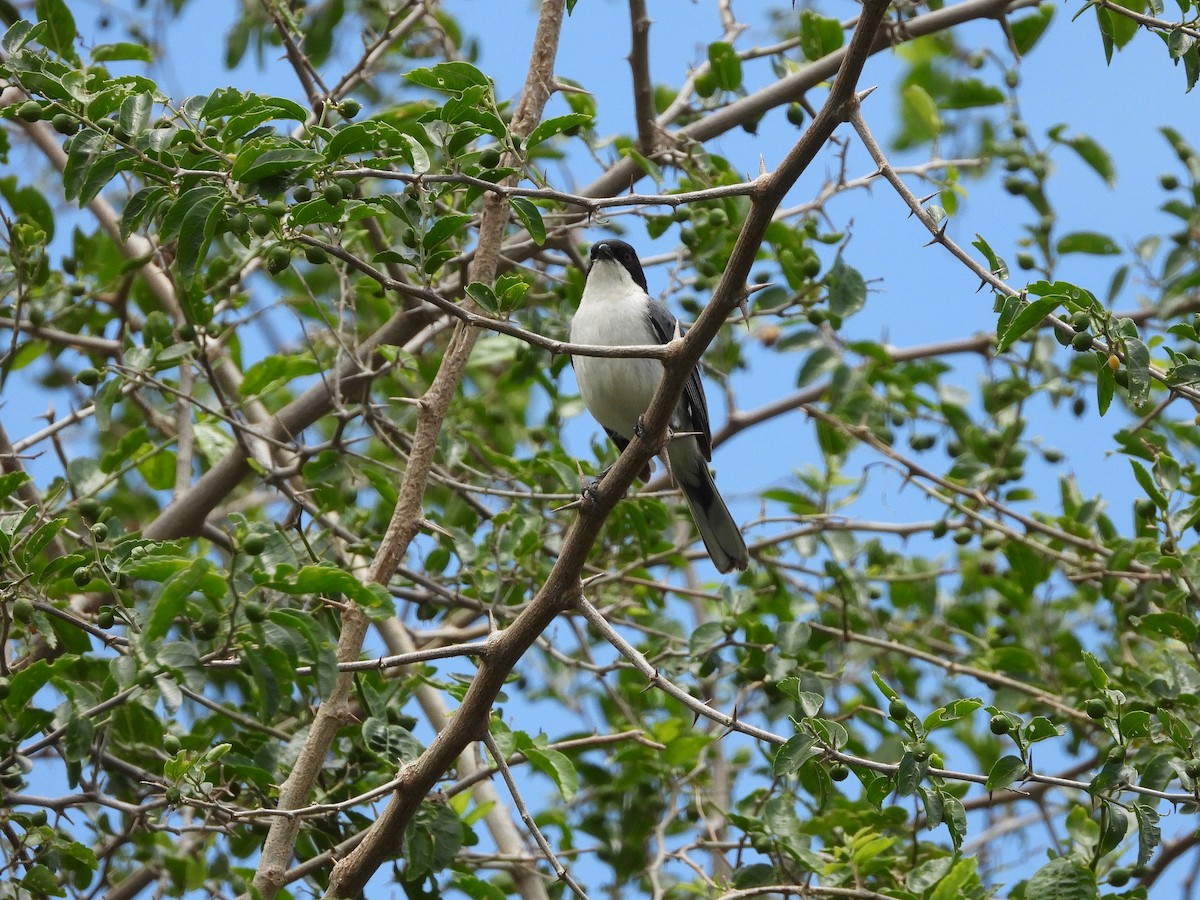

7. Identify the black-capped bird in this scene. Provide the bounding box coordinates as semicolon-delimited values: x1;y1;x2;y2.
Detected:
570;239;749;573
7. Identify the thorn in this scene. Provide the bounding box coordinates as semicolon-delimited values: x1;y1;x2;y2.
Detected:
917;191;938;204
922;221;949;247
738;296;751;329
759;155;768;176
421;517;454;540
551;80;591;95
856;85;879;101
743;281;774;296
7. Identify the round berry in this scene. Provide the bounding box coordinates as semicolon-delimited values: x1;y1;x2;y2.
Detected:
989;714;1011;735
1086;698;1108;719
265;245;292;275
888;698;909;720
322;183;345;205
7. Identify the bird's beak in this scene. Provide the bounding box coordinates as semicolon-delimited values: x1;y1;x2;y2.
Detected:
590;242;615;262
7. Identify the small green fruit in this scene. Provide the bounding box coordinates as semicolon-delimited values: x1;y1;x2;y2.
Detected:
244;600;267;623
830;763;849;782
888;698;909;720
143;311;172;345
51;113;79;135
786;103;805;126
90;522;109;542
1071;331;1092;352
953;527;973;546
1086;698;1108;719
304;245;328;265
76;367;101;387
266;200;287;218
1108;868;1131;887
250;213;274;237
293;185;312;202
340;98;361;119
242;533;267;555
17;100;43;122
478;147;502;168
1135;499;1157;519
989;714;1011;735
265;245;292;275
73;566;92;587
96;608;115;629
322;183;345;205
1159;174;1180;191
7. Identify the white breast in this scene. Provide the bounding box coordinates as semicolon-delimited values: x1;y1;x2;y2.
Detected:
570;265;663;441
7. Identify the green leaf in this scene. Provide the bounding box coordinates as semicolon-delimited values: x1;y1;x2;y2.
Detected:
1137;611;1198;642
1096;361;1115;415
510;197;545;245
465;282;501;315
986;755;1029;791
145;558;211;643
241;354;322;397
173;188;224;284
930;858;979;900
405;61;491;94
1130;460;1168;509
1125;337;1151;406
1082;650;1110;689
1024;857;1098;900
35;0;77;59
91;41;153;63
707;42;742;91
901;84;941;140
121;186;167;240
826;255;867;318
996;293;1062;351
799;10;844;60
1012;3;1055;55
1023;716;1066;743
1050;129;1116;187
362;717;424;763
1133;803;1161;868
3;20;44;55
232;145;322;183
62;128;105;202
267;564;390;610
523;746;578;802
973;234;1009;280
773;734;818;776
1056;231;1119;255
0;471;30;502
118;92;153;137
942;78;1005;109
526;113;592;150
424;213;472;252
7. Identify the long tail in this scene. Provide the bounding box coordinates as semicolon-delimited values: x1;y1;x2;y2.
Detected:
668;440;749;573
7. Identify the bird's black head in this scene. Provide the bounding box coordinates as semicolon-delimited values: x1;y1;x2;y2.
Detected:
589;239;648;293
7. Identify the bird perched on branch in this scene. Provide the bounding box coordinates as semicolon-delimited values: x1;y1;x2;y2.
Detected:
570;239;749;573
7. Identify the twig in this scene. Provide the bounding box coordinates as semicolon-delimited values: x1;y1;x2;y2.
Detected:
481;731;589;900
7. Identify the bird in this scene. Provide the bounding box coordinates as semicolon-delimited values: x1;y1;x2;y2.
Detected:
570;239;749;573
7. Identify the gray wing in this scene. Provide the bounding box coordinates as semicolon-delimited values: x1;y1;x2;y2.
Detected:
646;300;713;462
